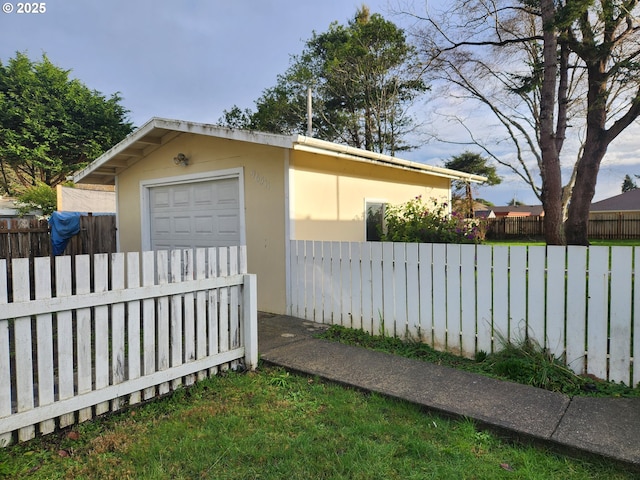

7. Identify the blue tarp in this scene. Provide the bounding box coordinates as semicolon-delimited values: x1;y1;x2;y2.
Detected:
48;211;82;255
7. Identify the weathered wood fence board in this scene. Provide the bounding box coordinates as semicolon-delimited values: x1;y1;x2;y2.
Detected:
485;212;640;239
289;240;639;387
0;246;257;445
0;216;116;260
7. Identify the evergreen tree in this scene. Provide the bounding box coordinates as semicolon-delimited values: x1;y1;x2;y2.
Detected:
220;6;426;155
0;52;133;194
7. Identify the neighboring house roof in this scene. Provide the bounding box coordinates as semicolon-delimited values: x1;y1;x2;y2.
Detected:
0;197;39;217
474;210;496;219
73;117;488;185
492;205;545;217
590;189;640;213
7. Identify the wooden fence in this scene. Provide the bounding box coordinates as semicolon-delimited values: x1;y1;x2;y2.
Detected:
0;246;257;445
0;215;116;260
485;213;640;239
288;240;639;388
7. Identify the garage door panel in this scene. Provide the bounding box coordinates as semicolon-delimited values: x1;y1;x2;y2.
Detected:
194;216;215;234
173;216;192;234
152;191;171;208
152;216;171;234
149;177;241;251
172;188;191;207
217;214;240;234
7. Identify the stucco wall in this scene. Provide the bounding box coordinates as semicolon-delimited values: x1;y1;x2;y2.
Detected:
115;133;288;314
289;151;451;241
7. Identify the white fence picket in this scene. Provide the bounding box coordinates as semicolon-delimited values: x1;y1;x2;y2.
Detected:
13;259;34;441
635;247;640;388
170;250;184;391
288;241;638;385
460;244;476;358
157;250;171;395
126;252;142;405
546;246;566;358
195;249;208;381
207;248;219;377
492;246;509;351
218;248;230;364
432;244;446;350
321;241;333;324
475;245;493;354
445;244;461;353
609;247;632;385
229;246;240;372
371;243;383;335
304;241;314;321
527;247;546;343
350;242;362;331
0;261;9;446
509;247;527;342
75;256;93;423
313;242;323;323
566;247;587;372
94;254;110;416
418;243;433;345
55;256;75;427
393;243;407;338
111;253;126;411
183;249;197;385
382;242;395;337
142;251;157;400
587;247;609;380
405;243;420;340
34;258;55;435
360;243;373;334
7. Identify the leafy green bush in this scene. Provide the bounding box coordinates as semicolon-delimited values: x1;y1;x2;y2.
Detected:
15;183;57;216
382;196;484;244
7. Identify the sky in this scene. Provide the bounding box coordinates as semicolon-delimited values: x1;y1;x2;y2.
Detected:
0;0;638;206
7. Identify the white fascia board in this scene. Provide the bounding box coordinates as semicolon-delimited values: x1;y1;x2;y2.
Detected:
73;117;296;184
72;118;160;183
292;138;487;183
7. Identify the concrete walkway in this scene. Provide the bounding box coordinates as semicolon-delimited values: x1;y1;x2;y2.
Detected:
258;314;640;470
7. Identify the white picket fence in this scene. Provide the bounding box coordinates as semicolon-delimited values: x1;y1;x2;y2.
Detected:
0;246;257;445
288;240;640;388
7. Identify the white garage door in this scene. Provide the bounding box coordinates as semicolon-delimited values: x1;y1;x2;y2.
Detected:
149;177;242;250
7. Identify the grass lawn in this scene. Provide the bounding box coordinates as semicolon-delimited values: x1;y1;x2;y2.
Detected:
0;366;636;479
486;239;640;246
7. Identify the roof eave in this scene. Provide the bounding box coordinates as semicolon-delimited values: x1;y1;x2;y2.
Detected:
292;135;487;183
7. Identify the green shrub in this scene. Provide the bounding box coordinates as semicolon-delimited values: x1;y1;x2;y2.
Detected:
15;183;57;216
382;196;484;244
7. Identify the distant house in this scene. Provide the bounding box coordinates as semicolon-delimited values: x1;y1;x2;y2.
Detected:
492;205;544;217
590;189;640;214
0;197;39;219
451;199;496;218
474;209;496;219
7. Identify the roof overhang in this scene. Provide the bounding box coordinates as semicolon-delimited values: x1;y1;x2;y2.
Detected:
73;117;487;185
291;135;487;183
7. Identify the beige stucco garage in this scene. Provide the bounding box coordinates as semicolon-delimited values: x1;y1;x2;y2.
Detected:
73;117;485;314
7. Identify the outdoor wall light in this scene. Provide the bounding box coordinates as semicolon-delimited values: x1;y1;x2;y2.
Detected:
173;153;189;167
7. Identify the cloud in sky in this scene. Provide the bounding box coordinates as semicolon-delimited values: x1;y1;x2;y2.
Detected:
1;0;638;205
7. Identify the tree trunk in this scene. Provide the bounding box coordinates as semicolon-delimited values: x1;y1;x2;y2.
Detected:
565;58;609;245
565;138;607;245
539;0;565;245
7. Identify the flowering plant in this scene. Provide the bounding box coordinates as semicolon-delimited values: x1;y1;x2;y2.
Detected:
381;196;485;244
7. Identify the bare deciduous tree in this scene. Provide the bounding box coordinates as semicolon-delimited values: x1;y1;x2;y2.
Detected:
410;0;640;245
